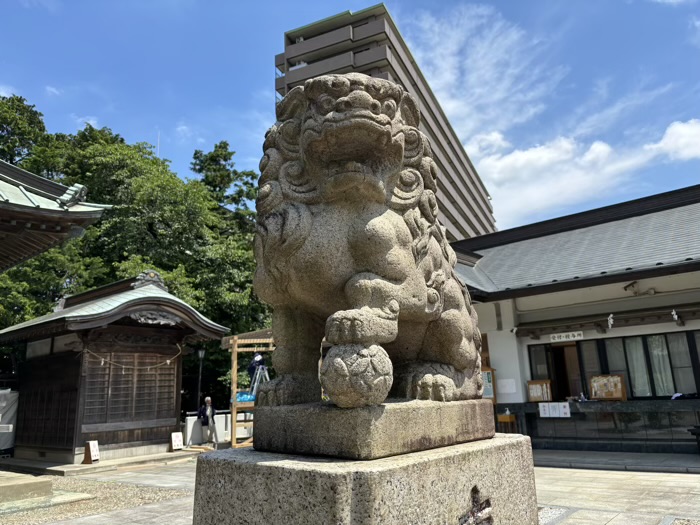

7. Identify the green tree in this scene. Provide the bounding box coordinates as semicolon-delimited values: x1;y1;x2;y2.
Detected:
0;96;269;409
191;140;257;235
0;95;46;164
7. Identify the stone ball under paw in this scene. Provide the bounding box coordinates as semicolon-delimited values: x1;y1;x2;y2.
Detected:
320;344;393;408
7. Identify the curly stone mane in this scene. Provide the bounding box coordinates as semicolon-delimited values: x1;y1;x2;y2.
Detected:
256;83;460;292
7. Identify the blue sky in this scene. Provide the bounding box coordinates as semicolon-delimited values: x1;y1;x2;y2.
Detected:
3;0;699;229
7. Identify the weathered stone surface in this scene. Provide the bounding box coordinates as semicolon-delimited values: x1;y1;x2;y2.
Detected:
254;73;484;408
0;472;52;503
193;433;538;525
319;344;393;408
254;398;495;459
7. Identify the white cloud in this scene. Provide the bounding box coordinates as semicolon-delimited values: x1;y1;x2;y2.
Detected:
403;5;568;139
174;121;206;146
45;85;61;96
691;17;700;47
571;83;674;138
402;5;700;228
473;120;700;227
0;85;17;97
475;137;654;227
649;0;696;5
19;0;61;12
71;114;98;127
175;122;192;140
645;119;700;160
465;132;512;158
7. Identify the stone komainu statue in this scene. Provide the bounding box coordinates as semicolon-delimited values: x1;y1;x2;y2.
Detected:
254;73;482;408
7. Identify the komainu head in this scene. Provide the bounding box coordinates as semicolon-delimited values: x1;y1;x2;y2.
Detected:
257;73;439;220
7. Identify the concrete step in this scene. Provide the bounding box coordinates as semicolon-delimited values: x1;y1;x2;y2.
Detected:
0;448;201;476
0;472;52;503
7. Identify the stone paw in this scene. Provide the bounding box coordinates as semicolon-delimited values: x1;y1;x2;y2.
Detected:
326;301;399;345
256;375;320;406
391;362;479;401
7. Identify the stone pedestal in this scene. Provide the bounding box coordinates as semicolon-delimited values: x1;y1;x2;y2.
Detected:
254;399;495;460
193;433;538;525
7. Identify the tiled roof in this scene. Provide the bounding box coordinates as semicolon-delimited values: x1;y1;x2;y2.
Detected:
0;160;110;272
0;160;109;215
0;281;228;342
454;196;700;297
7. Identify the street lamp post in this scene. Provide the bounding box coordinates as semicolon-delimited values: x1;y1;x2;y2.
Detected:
196;349;206;411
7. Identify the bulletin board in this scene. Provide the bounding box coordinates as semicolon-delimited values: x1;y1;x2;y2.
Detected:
590;374;627;401
527;380;552;402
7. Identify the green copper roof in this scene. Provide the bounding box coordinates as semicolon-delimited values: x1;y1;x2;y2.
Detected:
0;272;228;343
0;160;110;216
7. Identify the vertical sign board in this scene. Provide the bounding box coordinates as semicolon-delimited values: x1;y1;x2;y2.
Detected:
559;402;571;418
171;431;184;451
481;370;495;403
83;440;100;464
548;403;560;418
538;403;550;418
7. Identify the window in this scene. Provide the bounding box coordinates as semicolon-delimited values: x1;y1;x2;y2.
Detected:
646;335;675;396
563;346;583;396
84;352;177;424
528;330;699;401
579;341;601;393
604;338;630;394
624;336;653;397
529;345;548;380
667;333;695;394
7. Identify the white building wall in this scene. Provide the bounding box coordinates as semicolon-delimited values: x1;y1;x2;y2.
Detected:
475;271;700;405
476;300;529;404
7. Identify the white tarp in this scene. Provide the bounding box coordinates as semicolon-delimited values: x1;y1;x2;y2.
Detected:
0;390;18;451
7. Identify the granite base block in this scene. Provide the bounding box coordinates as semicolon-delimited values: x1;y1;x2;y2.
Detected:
254;398;495;459
193;433;538;525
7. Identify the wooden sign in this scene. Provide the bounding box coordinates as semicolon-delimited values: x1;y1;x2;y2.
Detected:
527;380;552;402
83;440;100;464
170;431;184;451
590;374;627;401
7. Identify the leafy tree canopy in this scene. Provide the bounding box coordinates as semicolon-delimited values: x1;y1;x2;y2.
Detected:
0;96;268;409
0;95;46;165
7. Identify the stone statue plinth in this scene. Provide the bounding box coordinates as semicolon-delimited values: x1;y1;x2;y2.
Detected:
193;434;538;525
193;72;538;524
253;399;495;460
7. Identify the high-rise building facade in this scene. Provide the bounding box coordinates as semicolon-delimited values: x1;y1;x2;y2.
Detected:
275;4;496;240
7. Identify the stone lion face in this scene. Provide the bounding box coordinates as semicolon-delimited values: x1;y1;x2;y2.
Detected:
258;73;429;210
301;74;403;159
301;74;418;202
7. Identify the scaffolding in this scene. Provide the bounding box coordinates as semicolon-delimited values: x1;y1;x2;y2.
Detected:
221;328;275;448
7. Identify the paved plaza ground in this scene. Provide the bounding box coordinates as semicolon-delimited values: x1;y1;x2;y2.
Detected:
3;454;700;525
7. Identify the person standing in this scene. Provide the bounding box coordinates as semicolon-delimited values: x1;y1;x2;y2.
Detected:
197;396;218;448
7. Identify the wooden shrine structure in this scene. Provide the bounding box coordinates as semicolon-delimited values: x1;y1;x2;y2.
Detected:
0;271;228;463
0;160;110;273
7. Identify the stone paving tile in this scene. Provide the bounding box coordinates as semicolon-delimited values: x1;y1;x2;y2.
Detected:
36;462;700;525
47;496;194;525
567;509;619;521
558;518;614;525
606;513;663;525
